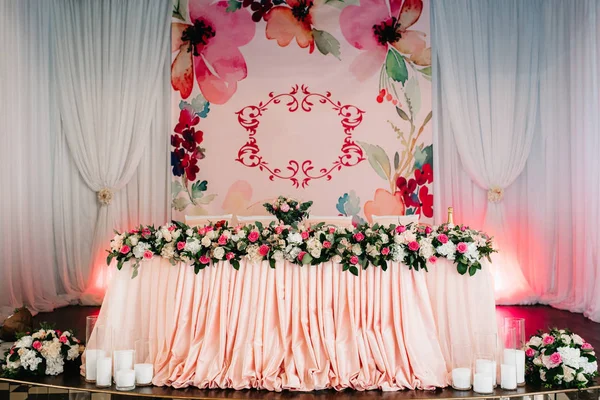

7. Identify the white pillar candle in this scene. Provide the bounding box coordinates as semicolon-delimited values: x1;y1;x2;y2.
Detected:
96;356;112;388
85;349;105;382
115;369;136;391
451;367;471;389
473;373;493;394
515;349;525;385
475;359;496;386
503;348;516;364
501;363;517;389
113;350;134;373
134;363;154;385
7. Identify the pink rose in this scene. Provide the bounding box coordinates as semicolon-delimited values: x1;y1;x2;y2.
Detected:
280;203;290;212
437;234;449;244
381;247;390;255
259;244;270;257
226;252;235;261
248;231;260;243
199;255;211;264
120;245;130;254
425;226;433;234
408;241;420;251
323;241;332;249
461;226;466;231
350;255;359;265
56;330;62;336
205;226;214;232
141;228;151;238
549;352;562;366
9;349;14;355
456;242;468;253
143;250;153;260
177;241;186;251
525;348;535;357
198;227;207;236
301;231;309;240
218;235;228;245
129;229;138;234
168;225;176;232
33;341;42;350
543;335;555;345
353;232;365;242
395;225;406;234
296;205;300;210
60;336;68;344
582;343;594;351
428;256;437;264
275;226;284;234
298;251;307;262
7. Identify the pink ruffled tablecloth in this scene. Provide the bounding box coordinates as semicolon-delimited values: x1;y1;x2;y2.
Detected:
83;258;497;392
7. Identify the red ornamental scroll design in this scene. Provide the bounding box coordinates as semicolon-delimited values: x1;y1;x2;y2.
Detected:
235;85;366;188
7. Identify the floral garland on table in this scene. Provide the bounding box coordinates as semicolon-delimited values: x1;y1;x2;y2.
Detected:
0;323;83;378
107;221;495;277
263;196;313;225
525;329;598;389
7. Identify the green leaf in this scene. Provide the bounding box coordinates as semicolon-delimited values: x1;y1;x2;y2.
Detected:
172;180;183;199
131;264;139;279
457;263;468;275
197;193;217;205
117;259;124;271
349;266;359;276
385;48;408;84
302;254;313;265
172;197;190;211
419;66;432;77
255;221;264;231
231;260;240;270
393;152;400;170
191;180;208;198
413;144;433;170
106;254;114;266
269;258;276;269
404;77;421;116
172;0;187;20
312;29;341;60
226;0;242;12
468;265;477;276
396;107;410;121
357;141;391;180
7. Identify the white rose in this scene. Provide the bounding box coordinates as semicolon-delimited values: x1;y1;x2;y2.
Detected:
129;235;139;246
562;365;576;382
132;243;148;259
394;235;404;244
238;230;246;239
262;229;270;237
528;336;543;347
379;233;389;244
352;244;362;255
201;236;212;247
273;250;284;262
332;255;342;263
572;334;585;346
310;249;322;259
561;335;572;345
287;232;303;244
184;239;201;254
231;234;240;242
540;370;546;381
577;372;588;384
163;232;172;242
213;247;225;260
172;229;181;240
533;357;543;366
206;230;217;240
186;229;194;236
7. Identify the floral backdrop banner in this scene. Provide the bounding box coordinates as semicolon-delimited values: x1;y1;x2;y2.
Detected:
170;0;433;224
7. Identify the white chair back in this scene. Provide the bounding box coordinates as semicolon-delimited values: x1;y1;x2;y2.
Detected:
372;214;419;226
185;214;233;227
236;215;278;226
308;216;354;229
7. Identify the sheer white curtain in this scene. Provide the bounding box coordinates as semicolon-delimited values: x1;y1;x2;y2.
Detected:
0;0;72;321
432;0;541;304
52;0;170;304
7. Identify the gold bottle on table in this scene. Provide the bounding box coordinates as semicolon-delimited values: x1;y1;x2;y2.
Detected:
447;207;454;227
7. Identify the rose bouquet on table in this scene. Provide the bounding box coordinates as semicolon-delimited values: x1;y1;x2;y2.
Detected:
263;196;313;225
0;323;83;378
525;328;598;389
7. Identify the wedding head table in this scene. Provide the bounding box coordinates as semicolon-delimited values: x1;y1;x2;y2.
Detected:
83;219;497;392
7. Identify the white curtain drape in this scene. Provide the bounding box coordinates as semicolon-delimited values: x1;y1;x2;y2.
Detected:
432;0;541;304
52;0;170;304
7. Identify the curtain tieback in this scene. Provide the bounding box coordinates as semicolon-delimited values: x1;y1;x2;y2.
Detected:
487;186;504;203
97;187;114;206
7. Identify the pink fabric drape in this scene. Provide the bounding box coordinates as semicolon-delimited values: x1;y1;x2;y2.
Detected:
85;258;497;392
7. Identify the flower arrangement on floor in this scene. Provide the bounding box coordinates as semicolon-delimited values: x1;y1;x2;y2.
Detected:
0;323;83;378
525;328;598;389
263;196;313;225
107;219;495;278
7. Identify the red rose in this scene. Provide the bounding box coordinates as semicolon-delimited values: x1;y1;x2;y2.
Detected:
218;235;227;245
301;231;309;240
381;247;390;255
323;241;332;249
205;226;214;232
199;255;211;264
120;245;130;254
168;225;176;232
353;232;365;242
297;251;307;261
428;256;437;264
60;336;68;344
248;231;260;243
177;241;186;251
275;226;284;234
198;227;207;236
437;234;449;244
226;252;235;261
408;241;420;251
329;227;336;234
259;244;270;257
350;255;359;265
456;242;468;253
141;228;151;238
143;250;153;259
425;226;433;234
33;341;42;350
395;225;406;233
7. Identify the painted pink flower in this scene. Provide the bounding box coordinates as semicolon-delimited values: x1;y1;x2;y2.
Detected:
143;250;153;260
323;241;332;249
226;252;235;261
265;0;323;54
381;247;390;255
543;335;555;345
353;232;365;242
171;1;255;104
456;242;468;254
428;255;437;264
33;341;42;350
60;336;68;344
218;235;228;245
408;241;420;251
437;234;448;244
582;343;594;351
340;0;430;81
298;251;307;262
120;245;130;254
248;231;260;243
525;348;535;358
259;244;270;257
301;231;309;240
396;225;407;233
350;255;359;265
200;255;211;264
549;352;562;366
177;241;186;251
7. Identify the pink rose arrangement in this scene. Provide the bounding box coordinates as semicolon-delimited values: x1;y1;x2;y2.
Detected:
525;328;598;389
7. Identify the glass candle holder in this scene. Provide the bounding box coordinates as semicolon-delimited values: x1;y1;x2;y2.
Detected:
84;316;99;383
134;339;153;386
474;333;497;388
94;325;112;388
451;343;472;390
504;318;526;386
112;329;135;381
501;326;519;390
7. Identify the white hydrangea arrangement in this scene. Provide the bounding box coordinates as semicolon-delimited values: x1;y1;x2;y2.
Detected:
1;323;83;378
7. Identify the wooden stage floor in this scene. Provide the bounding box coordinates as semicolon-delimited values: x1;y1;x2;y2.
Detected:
0;305;598;400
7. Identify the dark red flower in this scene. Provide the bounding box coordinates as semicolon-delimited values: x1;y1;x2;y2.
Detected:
171;134;184;148
418;185;433;218
396;176;419;207
414;163;433;185
175;108;200;134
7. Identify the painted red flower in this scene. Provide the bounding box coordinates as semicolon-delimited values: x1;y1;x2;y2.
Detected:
396;176;419;208
264;0;320;53
418;185;433;218
414;163;433;185
340;0;430;81
171;1;255;104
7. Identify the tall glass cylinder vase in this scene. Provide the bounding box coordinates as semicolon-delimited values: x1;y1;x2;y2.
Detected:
474;333;497;388
94;325;112;388
134;340;153;386
451;343;472;390
504;318;526;386
84;316;99;382
501;327;518;390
